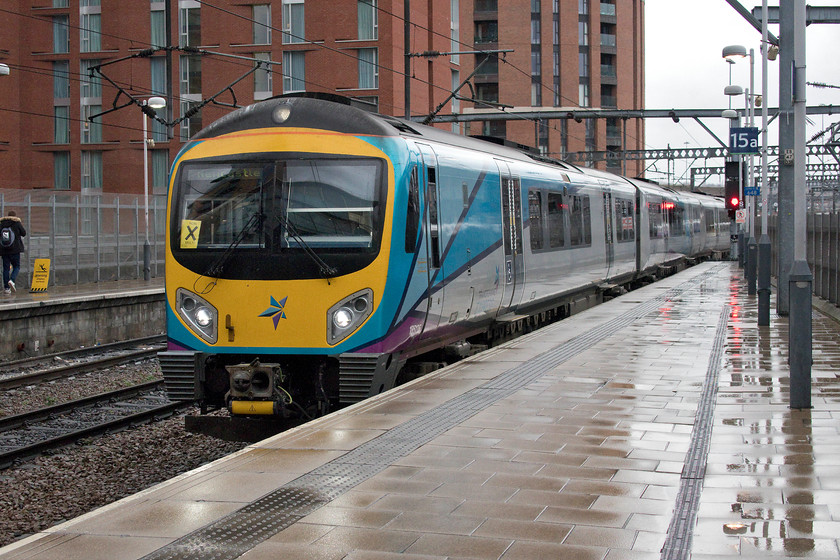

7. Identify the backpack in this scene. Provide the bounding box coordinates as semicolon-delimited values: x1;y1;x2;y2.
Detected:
0;226;14;248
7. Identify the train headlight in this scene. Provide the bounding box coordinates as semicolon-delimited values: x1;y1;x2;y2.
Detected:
327;289;373;345
194;307;213;327
176;288;218;344
333;308;354;329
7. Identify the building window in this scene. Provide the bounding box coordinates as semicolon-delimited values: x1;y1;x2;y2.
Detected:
476;83;498;104
282;0;305;44
80;59;102;99
579;82;589;106
81;151;103;191
80;59;102;144
474;21;498;44
451;69;461;133
81;104;102;144
358;0;377;40
180;101;203;140
54;152;70;190
180;55;201;95
151;4;166;48
150;57;168;142
578;21;588;46
53;61;70;100
180;55;202;140
282;51;305;92
601;84;616;108
80;7;101;53
54;106;70;144
254;52;273;100
358;47;378;89
53;0;69;6
253;4;271;45
152;150;169;194
450;0;459;64
179;1;201;47
53;15;70;53
579;0;589;14
579;51;589;77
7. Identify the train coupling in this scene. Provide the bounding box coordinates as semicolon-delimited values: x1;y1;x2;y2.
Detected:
225;359;286;416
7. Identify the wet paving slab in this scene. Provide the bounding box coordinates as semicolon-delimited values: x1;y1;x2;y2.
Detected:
3;262;840;560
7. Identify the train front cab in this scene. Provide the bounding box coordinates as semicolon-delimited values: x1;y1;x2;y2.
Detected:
158;114;403;437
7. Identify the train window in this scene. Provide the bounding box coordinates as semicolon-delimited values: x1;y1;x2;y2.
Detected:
547;192;565;248
528;189;544;250
705;209;716;233
649;200;665;238
665;201;684;237
569;194;591;247
405;166;420;253
615;198;634;242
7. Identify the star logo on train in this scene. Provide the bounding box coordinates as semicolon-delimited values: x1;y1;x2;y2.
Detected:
259;296;288;329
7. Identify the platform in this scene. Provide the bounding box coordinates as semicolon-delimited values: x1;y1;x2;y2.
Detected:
1;262;839;559
0;278;164;360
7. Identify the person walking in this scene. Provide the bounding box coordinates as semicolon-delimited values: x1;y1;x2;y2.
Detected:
1;210;26;295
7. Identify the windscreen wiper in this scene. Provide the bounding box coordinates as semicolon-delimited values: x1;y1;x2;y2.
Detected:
274;214;339;283
204;212;263;278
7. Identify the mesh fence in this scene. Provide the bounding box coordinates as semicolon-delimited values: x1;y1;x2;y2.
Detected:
1;189;166;287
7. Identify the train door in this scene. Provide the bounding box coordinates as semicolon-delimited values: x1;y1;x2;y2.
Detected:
418;144;444;334
495;160;524;312
603;190;614;279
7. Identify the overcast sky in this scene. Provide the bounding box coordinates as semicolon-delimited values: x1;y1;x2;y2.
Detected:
643;0;840;184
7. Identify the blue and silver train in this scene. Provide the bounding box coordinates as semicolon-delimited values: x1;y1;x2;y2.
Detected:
158;95;729;437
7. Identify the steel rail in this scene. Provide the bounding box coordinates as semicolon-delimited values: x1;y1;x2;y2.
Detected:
0;346;163;391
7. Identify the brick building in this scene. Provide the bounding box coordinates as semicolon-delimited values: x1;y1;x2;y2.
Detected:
0;0;644;198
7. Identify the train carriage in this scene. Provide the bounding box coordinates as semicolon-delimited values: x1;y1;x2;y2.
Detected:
159;95;728;439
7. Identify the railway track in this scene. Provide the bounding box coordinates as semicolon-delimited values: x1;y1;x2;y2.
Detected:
0;336;165;391
0;380;187;469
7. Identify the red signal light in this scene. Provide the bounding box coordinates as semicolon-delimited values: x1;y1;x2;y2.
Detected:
728;196;740;209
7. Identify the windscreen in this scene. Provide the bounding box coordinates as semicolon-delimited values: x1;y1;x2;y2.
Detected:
171;155;386;280
175;157;383;251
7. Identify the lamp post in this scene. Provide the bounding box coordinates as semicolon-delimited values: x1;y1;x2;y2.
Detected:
722;45;755;272
758;0;772;326
724;80;744;267
142;96;166;281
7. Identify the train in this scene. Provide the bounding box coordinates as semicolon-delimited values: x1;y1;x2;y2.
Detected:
158;95;730;439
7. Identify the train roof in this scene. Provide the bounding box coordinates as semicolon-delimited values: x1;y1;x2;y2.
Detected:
193;95;578;170
192;95;723;208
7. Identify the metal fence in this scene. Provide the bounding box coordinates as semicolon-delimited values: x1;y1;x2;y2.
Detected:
765;213;840;307
1;189;166;287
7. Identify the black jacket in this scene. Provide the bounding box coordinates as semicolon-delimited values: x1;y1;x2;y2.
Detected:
0;216;26;255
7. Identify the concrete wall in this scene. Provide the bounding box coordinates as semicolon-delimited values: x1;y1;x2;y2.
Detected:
0;293;165;361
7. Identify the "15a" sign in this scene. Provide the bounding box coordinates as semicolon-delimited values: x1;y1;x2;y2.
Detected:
729;127;759;154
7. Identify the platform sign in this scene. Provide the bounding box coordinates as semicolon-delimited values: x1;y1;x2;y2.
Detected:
29;258;51;293
729;127;759;154
744;186;761;196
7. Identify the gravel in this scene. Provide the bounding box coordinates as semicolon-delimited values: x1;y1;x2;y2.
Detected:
0;359;249;548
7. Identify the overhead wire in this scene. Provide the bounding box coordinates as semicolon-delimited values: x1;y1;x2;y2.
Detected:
1;2;657;162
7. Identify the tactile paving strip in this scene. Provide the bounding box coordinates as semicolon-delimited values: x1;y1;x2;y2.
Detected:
142;265;725;560
660;304;729;560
